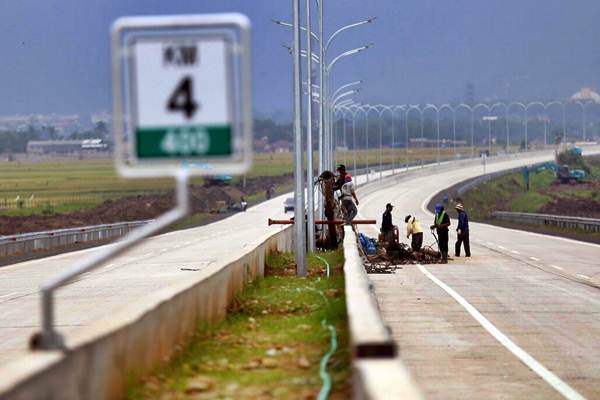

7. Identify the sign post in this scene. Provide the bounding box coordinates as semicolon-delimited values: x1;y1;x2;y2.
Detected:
32;13;252;350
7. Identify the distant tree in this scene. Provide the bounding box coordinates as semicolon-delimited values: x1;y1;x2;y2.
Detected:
93;121;109;139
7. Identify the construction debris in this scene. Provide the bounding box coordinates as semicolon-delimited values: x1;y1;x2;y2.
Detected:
358;232;442;273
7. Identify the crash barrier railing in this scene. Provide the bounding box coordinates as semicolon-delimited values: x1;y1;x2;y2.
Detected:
0;220;154;259
343;226;424;399
492;211;600;233
0;226;293;399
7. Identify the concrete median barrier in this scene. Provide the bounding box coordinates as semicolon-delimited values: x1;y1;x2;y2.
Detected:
0;226;292;400
343;226;423;399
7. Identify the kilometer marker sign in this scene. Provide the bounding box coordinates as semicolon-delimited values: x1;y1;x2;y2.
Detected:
132;39;233;159
111;14;252;177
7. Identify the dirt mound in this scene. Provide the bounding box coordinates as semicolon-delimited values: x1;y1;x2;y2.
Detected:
540;197;600;219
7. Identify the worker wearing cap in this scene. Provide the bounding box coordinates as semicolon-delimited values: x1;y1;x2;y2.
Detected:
339;175;359;224
405;214;423;251
380;203;395;244
430;204;451;263
454;203;471;257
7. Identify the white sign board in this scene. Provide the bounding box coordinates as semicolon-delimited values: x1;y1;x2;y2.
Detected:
111;14;252;178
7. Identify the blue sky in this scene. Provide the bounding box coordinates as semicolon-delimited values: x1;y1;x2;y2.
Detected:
0;0;598;118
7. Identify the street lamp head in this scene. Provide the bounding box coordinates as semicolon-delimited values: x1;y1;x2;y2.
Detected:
367;17;378;23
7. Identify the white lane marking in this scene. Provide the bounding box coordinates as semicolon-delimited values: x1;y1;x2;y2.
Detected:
577;274;591;280
511;250;521;255
487;241;494;246
173;245;181;249
498;245;507;250
0;292;17;299
530;257;540;262
142;252;153;257
184;241;191;245
550;265;564;271
417;265;587;400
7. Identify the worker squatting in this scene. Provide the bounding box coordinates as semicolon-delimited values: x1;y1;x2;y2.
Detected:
334;164;470;264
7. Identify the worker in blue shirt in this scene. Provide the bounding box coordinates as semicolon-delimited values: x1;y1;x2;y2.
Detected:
454;203;471;257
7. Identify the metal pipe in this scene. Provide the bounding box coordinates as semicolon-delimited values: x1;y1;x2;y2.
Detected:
317;0;325;222
292;0;306;275
34;170;191;350
305;0;315;252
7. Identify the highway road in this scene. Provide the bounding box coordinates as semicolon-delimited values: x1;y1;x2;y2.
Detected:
0;193;293;366
0;149;598;400
358;150;600;399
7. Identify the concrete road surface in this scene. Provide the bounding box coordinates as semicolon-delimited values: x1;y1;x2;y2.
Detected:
358;151;600;399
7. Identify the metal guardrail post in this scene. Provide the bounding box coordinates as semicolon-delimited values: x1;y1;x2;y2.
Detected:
31;170;190;350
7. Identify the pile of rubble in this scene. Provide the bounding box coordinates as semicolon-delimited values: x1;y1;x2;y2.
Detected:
362;242;441;274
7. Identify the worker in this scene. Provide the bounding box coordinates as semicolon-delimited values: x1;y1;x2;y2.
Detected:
454;203;471;257
405;214;423;252
333;164;350;191
430;204;451;263
380;203;395;244
240;196;248;212
339;175;359;224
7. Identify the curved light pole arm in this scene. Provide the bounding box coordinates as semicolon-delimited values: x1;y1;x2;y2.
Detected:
324;17;377;53
327;45;371;71
332;80;363;100
271;19;320;42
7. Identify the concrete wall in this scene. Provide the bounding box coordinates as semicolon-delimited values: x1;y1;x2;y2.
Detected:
343;227;423;400
0;226;292;400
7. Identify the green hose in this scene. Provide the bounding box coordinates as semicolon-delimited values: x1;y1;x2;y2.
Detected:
317;320;338;400
314;255;331;278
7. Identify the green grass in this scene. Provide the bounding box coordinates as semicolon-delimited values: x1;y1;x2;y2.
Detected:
125;249;349;400
0;145;527;216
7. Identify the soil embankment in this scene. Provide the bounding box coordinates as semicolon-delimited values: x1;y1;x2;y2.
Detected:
0;174;292;235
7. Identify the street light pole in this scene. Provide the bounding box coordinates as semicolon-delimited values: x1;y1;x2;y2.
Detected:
317;0;325;222
305;0;315;253
292;0;305;275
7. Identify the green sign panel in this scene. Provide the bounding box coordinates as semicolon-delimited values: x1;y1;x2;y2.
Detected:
136;125;232;158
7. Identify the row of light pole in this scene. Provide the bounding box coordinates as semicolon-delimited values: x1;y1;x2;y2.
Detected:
278;1;375;274
333;100;596;180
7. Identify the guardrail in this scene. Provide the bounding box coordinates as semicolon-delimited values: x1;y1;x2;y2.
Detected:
343;226;423;399
492;211;600;233
456;162;545;195
0;220;154;259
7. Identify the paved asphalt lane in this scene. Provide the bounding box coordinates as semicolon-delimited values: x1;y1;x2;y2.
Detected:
357;150;600;399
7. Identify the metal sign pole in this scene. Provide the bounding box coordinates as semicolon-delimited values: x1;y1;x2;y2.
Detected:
292;0;306;275
32;171;190;349
31;13;253;350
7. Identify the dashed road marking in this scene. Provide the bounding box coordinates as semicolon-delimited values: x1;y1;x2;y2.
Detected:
498;245;506;250
529;257;540;262
418;264;587;400
549;265;564;271
0;292;17;299
486;241;494;246
511;250;521;255
577;274;591;280
184;241;191;245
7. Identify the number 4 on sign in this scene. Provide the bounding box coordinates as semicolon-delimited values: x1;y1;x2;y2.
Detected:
167;76;199;119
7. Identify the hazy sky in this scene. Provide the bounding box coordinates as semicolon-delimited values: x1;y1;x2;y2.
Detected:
0;0;599;117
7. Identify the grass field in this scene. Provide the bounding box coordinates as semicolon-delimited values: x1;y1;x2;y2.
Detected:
457;155;600;220
0;146;508;216
126;250;349;400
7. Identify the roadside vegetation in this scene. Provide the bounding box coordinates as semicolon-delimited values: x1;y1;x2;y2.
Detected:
439;154;600;243
125;249;350;400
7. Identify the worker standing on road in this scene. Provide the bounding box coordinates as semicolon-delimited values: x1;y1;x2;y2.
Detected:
339;175;359;224
380;203;395;244
405;215;423;252
430;204;451;263
454;203;471;257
